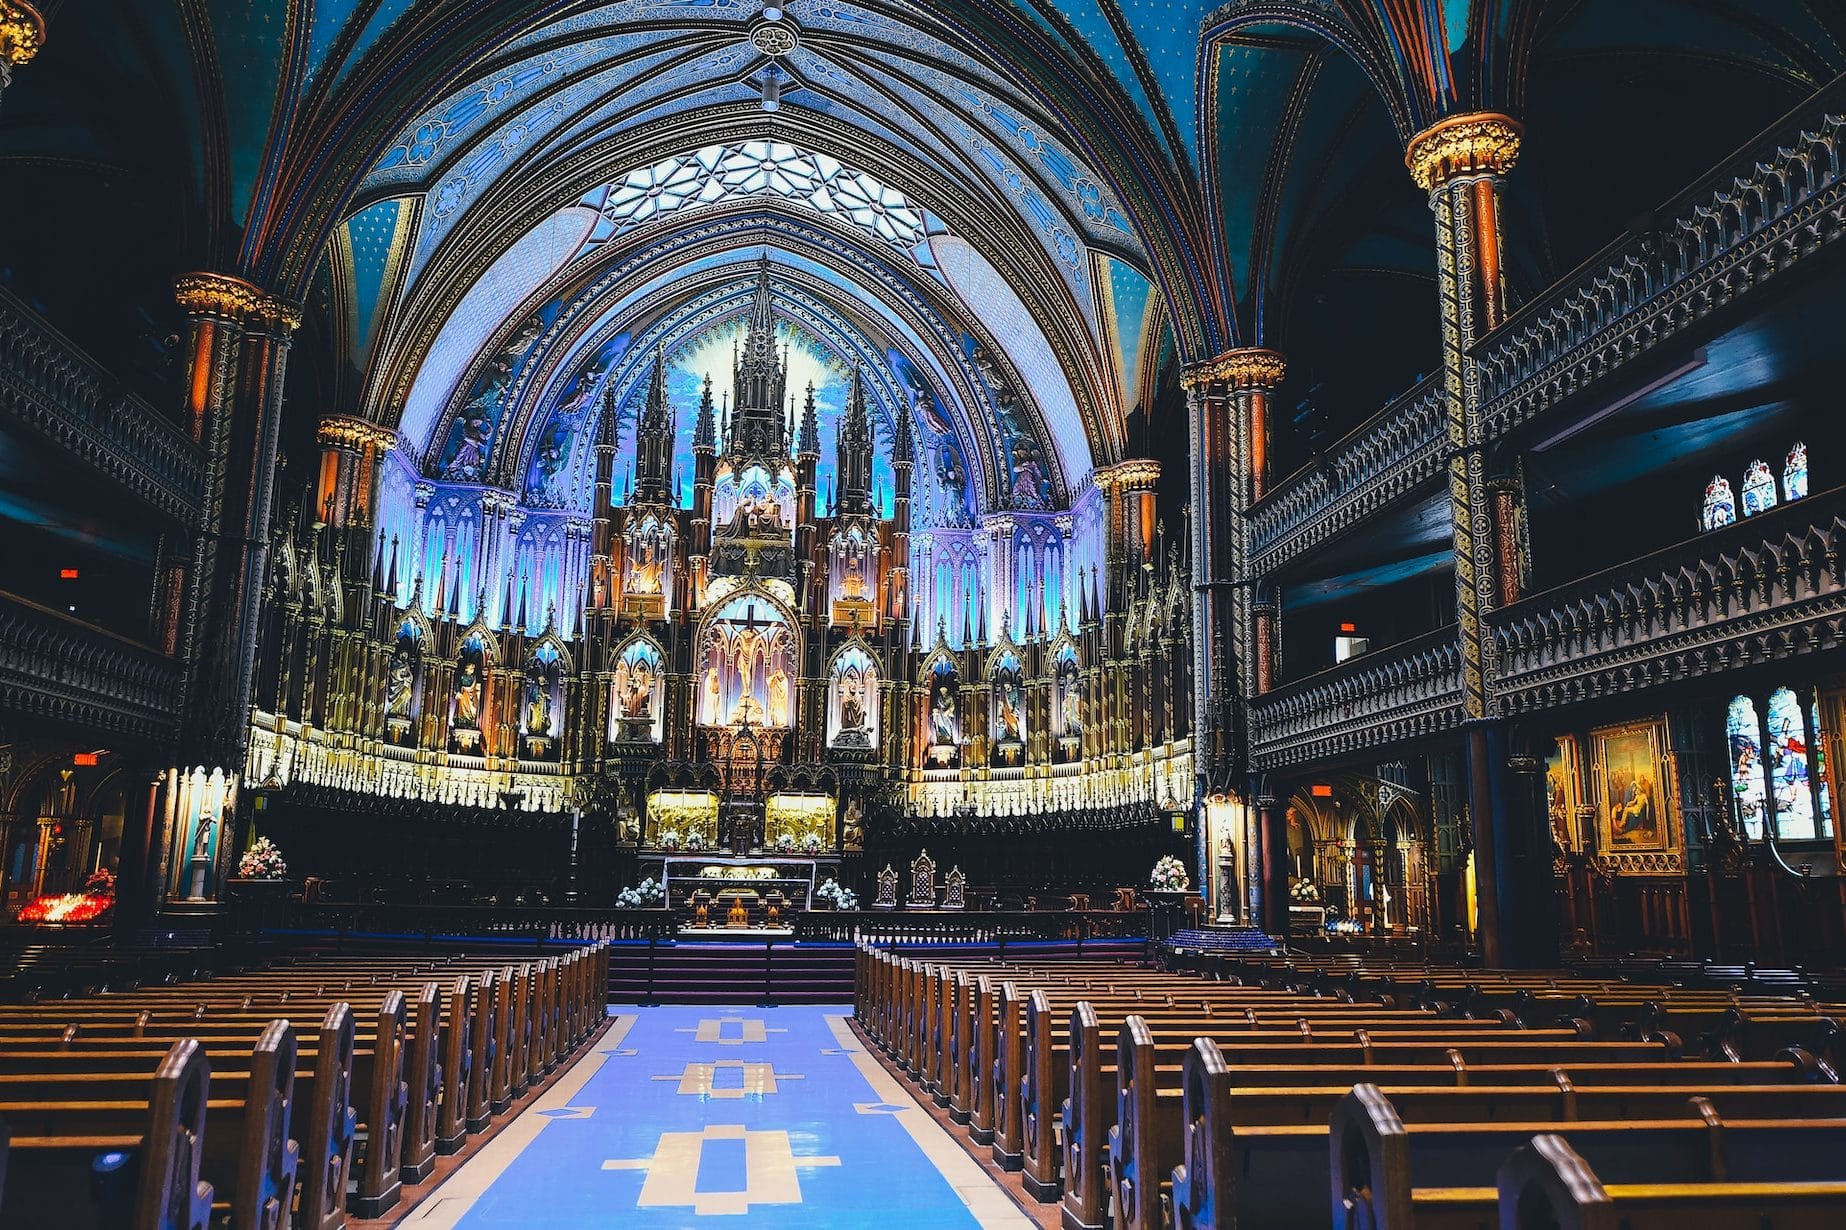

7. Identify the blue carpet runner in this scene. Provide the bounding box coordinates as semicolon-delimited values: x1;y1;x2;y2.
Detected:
421;1005;1029;1228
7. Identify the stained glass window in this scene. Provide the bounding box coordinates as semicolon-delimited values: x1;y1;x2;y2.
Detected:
1813;698;1834;837
1727;694;1768;838
1765;688;1819;840
578;141;940;257
1740;460;1777;517
1783;441;1808;502
1700;475;1736;531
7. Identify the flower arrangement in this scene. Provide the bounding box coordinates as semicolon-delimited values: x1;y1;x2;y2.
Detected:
1149;854;1189;892
83;867;117;897
683;831;708;853
1288;877;1320;904
816;878;858;910
616;877;665;909
238;836;288;880
658;829;682;851
772;832;797;854
802;833;825;855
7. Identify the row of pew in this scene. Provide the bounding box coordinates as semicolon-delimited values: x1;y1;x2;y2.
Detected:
855;945;1846;1228
0;941;610;1229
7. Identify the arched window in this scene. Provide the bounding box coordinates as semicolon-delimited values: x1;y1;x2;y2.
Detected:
1727;695;1768;838
1740;460;1778;517
1729;688;1834;842
1700;476;1736;531
1783;441;1808;502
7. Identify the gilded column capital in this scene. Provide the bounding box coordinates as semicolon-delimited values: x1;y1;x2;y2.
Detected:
1094;458;1162;491
1212;347;1287;392
0;2;44;70
1406;111;1522;192
317;414;397;452
174;271;302;335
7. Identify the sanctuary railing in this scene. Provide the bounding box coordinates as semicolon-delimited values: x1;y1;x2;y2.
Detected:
276;900;680;946
1475;73;1846;439
1249;624;1465;771
1488;484;1846;717
0;589;184;744
0;284;204;526
792;908;1149;946
1248;375;1446;576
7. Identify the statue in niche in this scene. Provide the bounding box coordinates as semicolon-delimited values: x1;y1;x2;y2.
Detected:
842;800;865;852
997;680;1024;743
385;649;415;720
629;532;664;595
702;667;722;725
840;535;869;599
1061;682;1084;738
767;668;790;727
733;624;766;702
453;659;483;729
930;680;958;745
615;653;656;720
524;676;552;735
839;672;866;732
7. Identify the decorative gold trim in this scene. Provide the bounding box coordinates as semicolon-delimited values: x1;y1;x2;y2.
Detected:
1093;459;1161;490
173;272;302;334
317;414;398;451
0;2;45;69
1406;112;1522;192
1184;347;1286;393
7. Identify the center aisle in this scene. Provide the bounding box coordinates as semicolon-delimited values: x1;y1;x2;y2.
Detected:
402;1004;1033;1229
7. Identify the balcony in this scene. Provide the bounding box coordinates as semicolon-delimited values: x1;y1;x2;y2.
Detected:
1475;76;1846;441
1250;625;1465;771
1489;485;1846;716
0;285;204;526
0;590;183;745
1248;375;1446;577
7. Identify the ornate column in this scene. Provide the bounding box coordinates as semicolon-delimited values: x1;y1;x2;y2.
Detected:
163;273;300;910
0;2;44;104
1408;111;1522;963
1486;472;1527;607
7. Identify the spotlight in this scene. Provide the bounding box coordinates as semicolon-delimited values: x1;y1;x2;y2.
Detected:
763;2;784;19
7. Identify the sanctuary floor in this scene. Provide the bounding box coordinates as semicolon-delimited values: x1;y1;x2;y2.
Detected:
398;1005;1033;1228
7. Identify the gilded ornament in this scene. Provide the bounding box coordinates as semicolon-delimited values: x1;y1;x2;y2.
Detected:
1094;459;1161;490
1405;112;1522;192
0;1;44;70
174;272;302;334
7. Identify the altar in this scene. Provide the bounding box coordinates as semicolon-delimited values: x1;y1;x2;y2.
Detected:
645;852;844;915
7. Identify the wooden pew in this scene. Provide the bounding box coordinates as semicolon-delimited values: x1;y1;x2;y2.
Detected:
1332;1084;1846;1230
1494;1132;1846;1229
1;1038;215;1230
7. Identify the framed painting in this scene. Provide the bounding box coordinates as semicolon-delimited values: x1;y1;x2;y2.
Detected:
1544;736;1582;852
1592;719;1674;853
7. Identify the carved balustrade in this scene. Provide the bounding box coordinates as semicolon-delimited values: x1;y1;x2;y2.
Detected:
0;589;184;744
0;285;204;525
1476;77;1846;437
1249;625;1465;770
1489;486;1846;716
1248;376;1446;576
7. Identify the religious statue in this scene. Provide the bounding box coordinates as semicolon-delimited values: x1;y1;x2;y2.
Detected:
524;677;552;735
385;650;415;719
702;667;722;725
841;800;865;852
616;654;655;720
1060;680;1083;737
767;668;790;726
930;681;958;745
997;680;1024;743
453;660;483;728
839;673;865;731
733;625;766;702
629;534;664;595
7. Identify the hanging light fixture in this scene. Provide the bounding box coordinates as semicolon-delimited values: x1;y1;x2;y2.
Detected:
760;65;782;112
763;2;784;20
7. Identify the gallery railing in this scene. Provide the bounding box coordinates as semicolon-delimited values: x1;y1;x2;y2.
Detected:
276;901;680;946
0;589;184;745
1476;74;1846;439
1249;625;1466;771
0;285;204;526
1248;375;1446;576
1488;485;1846;716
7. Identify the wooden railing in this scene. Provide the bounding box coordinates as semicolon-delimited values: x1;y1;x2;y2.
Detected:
1248;376;1446;576
792;908;1149;946
1249;625;1465;770
0;285;203;525
1488;485;1846;716
0;589;183;744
